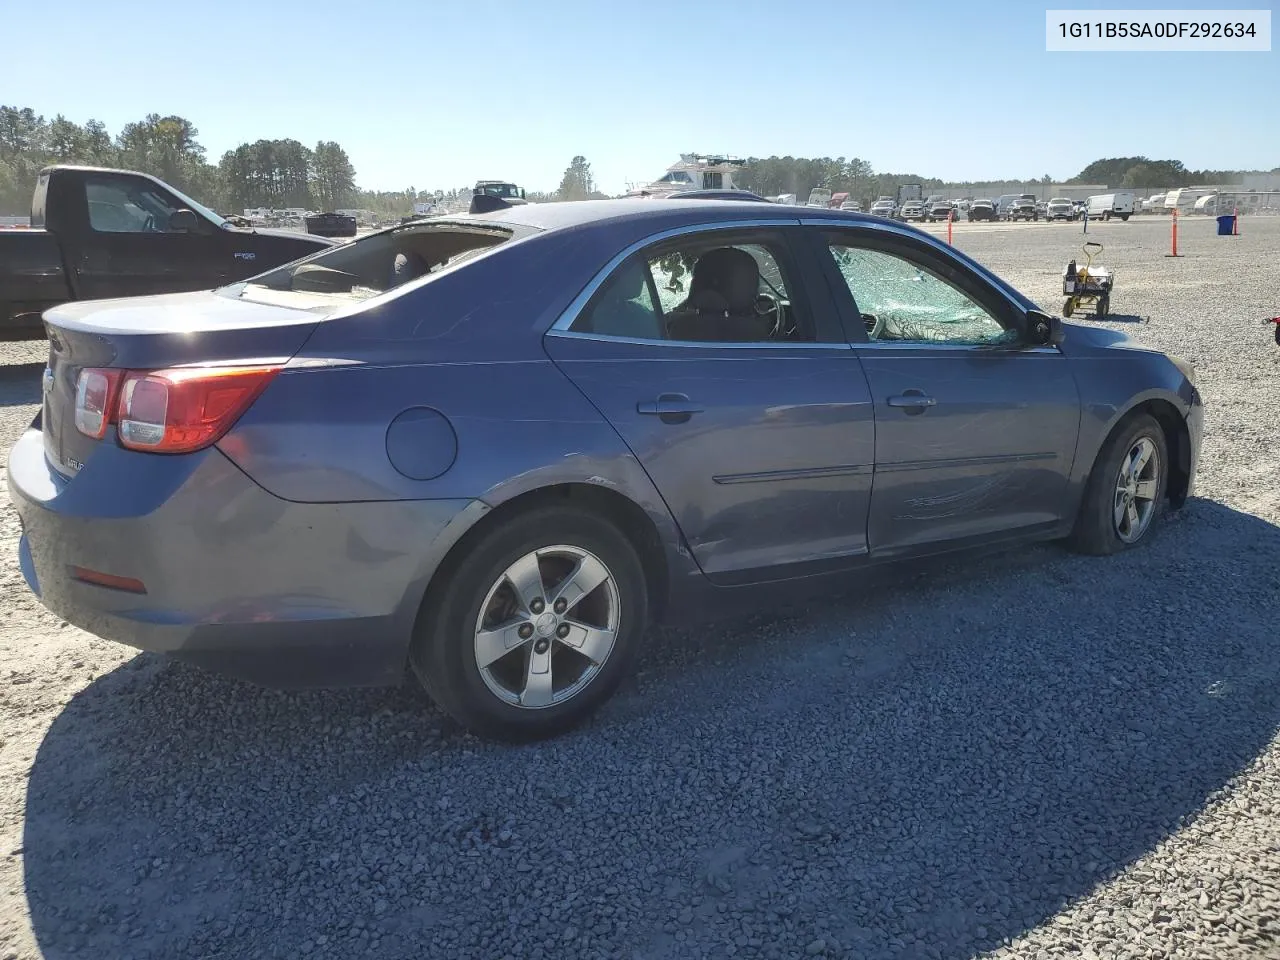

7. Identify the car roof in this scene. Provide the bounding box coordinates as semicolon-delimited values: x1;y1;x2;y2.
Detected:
452;198;885;233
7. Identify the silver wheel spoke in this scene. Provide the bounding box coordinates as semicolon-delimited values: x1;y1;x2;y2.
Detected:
1131;440;1154;477
521;646;554;707
1114;494;1129;529
550;555;610;612
1134;479;1158;500
504;551;546;614
475;619;530;669
1125;501;1140;533
559;620;616;665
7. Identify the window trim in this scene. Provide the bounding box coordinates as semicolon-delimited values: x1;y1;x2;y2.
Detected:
548;218;848;349
83;173;188;236
813;224;1039;349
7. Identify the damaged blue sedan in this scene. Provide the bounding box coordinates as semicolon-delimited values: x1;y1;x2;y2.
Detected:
8;198;1202;740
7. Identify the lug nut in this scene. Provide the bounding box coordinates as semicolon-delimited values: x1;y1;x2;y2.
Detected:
556;623;571;639
554;598;568;614
518;623;534;640
530;598;545;614
534;639;550;654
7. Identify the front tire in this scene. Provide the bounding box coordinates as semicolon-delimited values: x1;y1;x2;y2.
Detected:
410;506;649;741
1067;414;1168;556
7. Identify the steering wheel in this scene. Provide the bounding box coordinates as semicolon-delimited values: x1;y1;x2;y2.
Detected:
862;312;887;340
755;292;795;338
754;292;780;318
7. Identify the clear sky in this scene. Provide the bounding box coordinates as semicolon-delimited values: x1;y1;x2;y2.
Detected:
4;0;1276;194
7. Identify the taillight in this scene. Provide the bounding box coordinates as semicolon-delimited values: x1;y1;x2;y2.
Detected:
74;368;123;439
116;365;281;454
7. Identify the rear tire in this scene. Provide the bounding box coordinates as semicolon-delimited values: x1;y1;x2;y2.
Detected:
409;506;649;741
1063;298;1074;317
1067;414;1168;556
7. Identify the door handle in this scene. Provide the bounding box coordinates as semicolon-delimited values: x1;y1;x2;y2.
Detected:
886;390;937;414
637;393;703;424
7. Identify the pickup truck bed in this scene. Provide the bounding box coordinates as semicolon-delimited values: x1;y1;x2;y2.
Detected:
0;230;72;339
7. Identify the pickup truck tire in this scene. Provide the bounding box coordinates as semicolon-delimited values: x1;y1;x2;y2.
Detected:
1120;213;1130;221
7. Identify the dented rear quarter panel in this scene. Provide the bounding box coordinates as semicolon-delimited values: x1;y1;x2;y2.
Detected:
215;219;709;620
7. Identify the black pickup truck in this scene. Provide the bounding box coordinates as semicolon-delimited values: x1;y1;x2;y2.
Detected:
0;165;336;340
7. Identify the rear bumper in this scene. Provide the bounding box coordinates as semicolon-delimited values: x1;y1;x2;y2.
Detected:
7;428;477;688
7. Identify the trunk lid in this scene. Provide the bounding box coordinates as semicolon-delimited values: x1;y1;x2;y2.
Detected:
42;289;322;478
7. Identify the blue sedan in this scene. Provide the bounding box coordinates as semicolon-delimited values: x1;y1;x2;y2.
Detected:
8;199;1203;740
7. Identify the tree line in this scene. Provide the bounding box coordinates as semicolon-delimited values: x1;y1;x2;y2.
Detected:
3;104;1273;217
1066;156;1276;189
0;106;365;216
735;155;1276;205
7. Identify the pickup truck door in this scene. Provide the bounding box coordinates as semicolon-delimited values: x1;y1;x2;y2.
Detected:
71;172;228;299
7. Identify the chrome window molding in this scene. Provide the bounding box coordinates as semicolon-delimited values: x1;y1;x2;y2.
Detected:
548;218;804;343
852;342;1062;354
545;329;854;351
546;214;1057;353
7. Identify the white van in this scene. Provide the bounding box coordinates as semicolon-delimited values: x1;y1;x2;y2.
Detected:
1086;192;1135;221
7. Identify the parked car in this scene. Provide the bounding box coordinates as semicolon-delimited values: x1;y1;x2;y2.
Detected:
1006;199;1039;222
9;198;1202;741
926;201;955;222
968;199;998;221
1035;201;1049;219
994;194;1023;218
475;180;528;205
899;201;926;222
1046;198;1076;221
869;199;897;218
0;165;335;341
304;212;358;238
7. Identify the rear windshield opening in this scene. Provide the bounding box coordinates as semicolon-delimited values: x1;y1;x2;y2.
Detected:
238;223;514;301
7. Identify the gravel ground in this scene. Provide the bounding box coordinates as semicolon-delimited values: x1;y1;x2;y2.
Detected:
0;215;1277;960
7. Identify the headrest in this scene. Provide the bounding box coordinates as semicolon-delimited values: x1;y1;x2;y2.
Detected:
689;247;760;313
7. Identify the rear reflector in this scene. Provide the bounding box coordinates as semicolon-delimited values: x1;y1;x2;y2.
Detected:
69;565;147;594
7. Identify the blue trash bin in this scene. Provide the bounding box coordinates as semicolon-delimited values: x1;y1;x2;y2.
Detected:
1217;215;1236;236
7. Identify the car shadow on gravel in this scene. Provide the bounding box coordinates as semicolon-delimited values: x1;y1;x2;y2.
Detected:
1101;313;1146;324
22;497;1280;960
0;362;43;406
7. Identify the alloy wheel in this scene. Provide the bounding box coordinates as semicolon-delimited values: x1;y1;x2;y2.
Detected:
473;545;620;709
1113;436;1161;543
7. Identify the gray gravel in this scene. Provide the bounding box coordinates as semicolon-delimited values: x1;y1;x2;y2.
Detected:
0;214;1278;960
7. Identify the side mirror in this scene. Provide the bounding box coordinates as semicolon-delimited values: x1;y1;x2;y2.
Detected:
1027;309;1064;347
520;188;526;199
168;209;199;232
